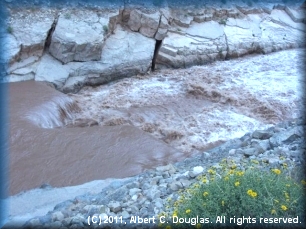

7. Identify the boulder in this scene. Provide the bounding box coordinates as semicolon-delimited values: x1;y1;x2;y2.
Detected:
269;126;303;148
224;16;262;57
252;130;273;140
59;25;155;92
127;10;161;38
158;21;226;67
285;6;305;23
49;10;118;64
170;9;194;27
35;54;70;87
128;9;142;31
6;9;57;65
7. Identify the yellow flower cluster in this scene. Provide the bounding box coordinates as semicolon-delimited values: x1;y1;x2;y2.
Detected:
251;159;259;164
271;168;281;175
186;209;191;214
234;181;240;187
247;189;258;198
235;171;244;176
281;205;288;211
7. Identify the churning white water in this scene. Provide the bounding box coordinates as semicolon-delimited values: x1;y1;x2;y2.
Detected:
69;48;305;155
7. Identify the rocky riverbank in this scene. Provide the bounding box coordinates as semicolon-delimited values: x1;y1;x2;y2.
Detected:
12;116;304;229
3;1;305;93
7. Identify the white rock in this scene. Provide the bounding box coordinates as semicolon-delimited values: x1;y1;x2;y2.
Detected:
193;166;204;175
35;54;69;86
49;10;118;64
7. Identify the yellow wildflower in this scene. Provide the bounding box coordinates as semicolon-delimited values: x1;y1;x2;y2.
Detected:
186;209;191;214
224;176;229;181
202;178;208;183
194;183;200;188
271;169;281;175
285;184;290;187
196;223;201;229
251;191;257;198
208;169;216;175
203;191;209;197
271;209;276;215
234;181;240;187
235;171;244;176
281;205;288;211
247;189;257;198
221;200;225;206
284;191;289;199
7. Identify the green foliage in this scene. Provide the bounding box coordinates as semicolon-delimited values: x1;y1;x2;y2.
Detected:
7;26;13;34
159;160;305;229
103;25;109;34
64;13;71;20
219;19;227;25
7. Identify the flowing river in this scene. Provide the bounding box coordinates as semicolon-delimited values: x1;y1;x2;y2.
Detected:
8;48;304;195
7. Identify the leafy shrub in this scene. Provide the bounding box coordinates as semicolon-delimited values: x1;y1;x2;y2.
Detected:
159;160;305;228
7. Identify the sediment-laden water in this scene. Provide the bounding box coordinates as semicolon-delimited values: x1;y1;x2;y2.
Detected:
8;48;305;195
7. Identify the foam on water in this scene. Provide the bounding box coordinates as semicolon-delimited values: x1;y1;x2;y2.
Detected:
25;96;80;128
70;48;305;155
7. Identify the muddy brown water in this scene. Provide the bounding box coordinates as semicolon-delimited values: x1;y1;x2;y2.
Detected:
8;81;192;196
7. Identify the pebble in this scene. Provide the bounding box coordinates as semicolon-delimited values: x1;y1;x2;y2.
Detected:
20;117;305;229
